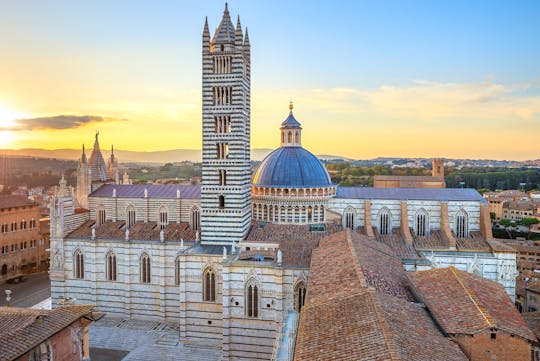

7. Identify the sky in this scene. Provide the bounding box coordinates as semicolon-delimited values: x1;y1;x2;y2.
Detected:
0;0;539;160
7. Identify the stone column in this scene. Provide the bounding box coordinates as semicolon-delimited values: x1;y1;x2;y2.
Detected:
440;202;456;249
364;200;374;238
480;203;493;240
400;201;414;244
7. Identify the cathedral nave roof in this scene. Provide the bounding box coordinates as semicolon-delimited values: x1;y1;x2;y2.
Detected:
90;184;201;199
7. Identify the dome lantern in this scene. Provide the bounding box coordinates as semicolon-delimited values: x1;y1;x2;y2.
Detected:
280;102;302;147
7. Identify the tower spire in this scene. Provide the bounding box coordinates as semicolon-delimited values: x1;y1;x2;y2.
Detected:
202;16;210;50
94;131;100;149
235;15;243;46
81;144;87;164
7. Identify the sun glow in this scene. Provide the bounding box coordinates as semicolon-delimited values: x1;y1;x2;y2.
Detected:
0;104;28;148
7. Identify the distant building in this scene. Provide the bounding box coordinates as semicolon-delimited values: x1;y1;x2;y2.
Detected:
0;195;49;283
0;305;100;361
373;158;446;188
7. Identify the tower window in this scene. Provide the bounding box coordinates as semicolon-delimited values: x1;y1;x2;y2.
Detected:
191;206;200;231
213;87;233;106
216;143;230;159
96;207;106;226
294;281;307;312
158;206;168;230
246;279;259;318
378;208;392;235
127;206;136;228
344;207;355;230
106;250;117;281
74;249;84;279
455;210;469;238
175;257;181;285
140;253;151;284
219;195;225;209
219;170;227;186
415;209;429;237
203;267;216;302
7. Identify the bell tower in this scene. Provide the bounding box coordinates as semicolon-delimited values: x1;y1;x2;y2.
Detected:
200;4;251;245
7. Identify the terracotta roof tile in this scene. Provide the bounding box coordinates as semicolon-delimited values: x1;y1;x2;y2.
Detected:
0;195;36;210
410;267;536;341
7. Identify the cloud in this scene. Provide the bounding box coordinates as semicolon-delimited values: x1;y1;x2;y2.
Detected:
1;115;124;131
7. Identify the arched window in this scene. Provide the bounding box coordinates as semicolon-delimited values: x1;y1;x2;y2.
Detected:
158;206;168;230
203;267;216;302
106;250;117;281
294;281;307;312
218;195;225;209
175;257;181;285
245;279;259;318
126;206;136;228
1;264;7;275
378;208;392;235
344;207;356;230
455;209;469;238
191;206;200;231
74;249;84;279
29;342;52;361
415;208;429;237
96;206;106;226
287;131;292;143
140;253;151;283
20;220;27;230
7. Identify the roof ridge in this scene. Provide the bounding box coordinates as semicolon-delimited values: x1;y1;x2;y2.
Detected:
346;229;368;288
367;291;403;361
450;267;495;327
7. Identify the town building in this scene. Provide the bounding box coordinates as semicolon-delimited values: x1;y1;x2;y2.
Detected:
0;305;99;361
47;4;524;360
1;195;49;283
373;158;446;188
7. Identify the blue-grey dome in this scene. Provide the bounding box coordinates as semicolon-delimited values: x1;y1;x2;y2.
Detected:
252;146;333;188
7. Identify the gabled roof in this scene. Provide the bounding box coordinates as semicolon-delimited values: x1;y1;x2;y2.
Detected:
294;230;467;360
212;4;235;44
0;305;96;361
409;267;536;341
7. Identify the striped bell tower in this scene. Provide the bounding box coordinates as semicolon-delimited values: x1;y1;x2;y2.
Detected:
201;4;251;245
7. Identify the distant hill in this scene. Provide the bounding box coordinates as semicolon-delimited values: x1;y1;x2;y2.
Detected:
0;148;276;163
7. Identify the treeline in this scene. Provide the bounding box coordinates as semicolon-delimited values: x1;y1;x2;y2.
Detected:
445;167;540;191
129;163;202;183
326;163;430;186
325;162;540;190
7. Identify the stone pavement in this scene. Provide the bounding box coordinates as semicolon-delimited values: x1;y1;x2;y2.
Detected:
90;317;222;361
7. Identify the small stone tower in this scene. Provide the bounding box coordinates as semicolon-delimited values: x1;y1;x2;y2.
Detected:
281;102;302;147
432;158;445;178
76;144;91;208
107;145;120;184
200;3;251;245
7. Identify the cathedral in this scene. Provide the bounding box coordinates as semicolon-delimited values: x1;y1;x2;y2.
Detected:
49;5;523;360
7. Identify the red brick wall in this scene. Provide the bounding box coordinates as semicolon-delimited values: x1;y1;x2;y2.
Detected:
15;319;86;361
454;331;531;361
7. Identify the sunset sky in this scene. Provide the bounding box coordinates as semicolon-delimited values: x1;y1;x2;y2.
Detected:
0;0;539;160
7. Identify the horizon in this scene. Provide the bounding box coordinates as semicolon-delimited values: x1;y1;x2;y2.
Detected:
1;1;539;160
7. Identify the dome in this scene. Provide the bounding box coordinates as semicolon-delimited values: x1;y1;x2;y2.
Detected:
253;146;333;188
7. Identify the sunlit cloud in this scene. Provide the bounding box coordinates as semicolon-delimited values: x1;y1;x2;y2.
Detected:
2;115;125;131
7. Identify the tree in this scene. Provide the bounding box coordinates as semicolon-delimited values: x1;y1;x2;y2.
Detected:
499;219;511;227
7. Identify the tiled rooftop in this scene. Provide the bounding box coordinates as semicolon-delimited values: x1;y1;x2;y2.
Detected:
0;195;36;210
243;221;342;267
294;229;468;360
0;305;96;361
410;267;536;341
